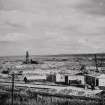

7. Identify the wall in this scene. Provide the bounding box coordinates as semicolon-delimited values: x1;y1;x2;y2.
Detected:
68;75;85;85
56;74;65;83
99;78;105;86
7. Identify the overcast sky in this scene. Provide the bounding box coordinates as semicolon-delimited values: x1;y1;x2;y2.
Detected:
0;0;105;56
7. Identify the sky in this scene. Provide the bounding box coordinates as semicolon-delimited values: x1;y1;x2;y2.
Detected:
0;0;105;56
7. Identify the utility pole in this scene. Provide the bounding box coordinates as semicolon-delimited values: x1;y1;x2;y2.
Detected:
11;73;14;105
94;54;98;89
94;54;98;72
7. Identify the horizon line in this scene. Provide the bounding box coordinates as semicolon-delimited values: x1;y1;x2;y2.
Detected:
0;52;105;57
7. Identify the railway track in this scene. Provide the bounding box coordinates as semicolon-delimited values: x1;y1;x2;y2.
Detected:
0;77;64;88
0;79;64;90
0;78;103;100
0;81;102;102
0;79;103;102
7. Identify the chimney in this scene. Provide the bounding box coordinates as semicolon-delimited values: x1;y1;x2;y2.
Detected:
26;51;29;64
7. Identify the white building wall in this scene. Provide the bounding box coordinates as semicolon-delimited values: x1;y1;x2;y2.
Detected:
56;74;65;82
99;79;105;86
25;75;46;81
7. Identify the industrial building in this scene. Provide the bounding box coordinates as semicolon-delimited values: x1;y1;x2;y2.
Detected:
85;73;105;88
64;74;85;86
23;51;39;64
46;73;85;86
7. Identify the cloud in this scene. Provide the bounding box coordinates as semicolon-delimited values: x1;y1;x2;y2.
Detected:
0;0;105;55
77;0;105;16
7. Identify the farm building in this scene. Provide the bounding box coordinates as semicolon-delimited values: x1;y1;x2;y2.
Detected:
46;73;85;86
64;74;85;85
23;75;46;82
85;73;105;88
56;74;65;83
46;73;65;83
46;74;56;82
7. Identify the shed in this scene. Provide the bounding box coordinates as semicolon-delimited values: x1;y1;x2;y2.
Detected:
97;74;105;87
23;75;46;82
56;74;65;83
46;74;56;82
85;73;105;87
64;74;85;85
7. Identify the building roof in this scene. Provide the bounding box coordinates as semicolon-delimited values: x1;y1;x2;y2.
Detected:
97;74;105;79
24;75;46;80
86;73;105;79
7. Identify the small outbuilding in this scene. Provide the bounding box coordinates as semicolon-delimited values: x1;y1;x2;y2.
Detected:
46;74;56;82
56;74;65;83
85;73;105;88
64;74;85;86
23;75;46;82
46;73;65;83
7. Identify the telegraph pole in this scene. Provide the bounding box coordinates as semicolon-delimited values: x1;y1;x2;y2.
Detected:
94;54;98;72
11;73;14;105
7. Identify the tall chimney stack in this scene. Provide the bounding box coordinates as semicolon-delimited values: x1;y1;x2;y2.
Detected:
26;51;29;64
